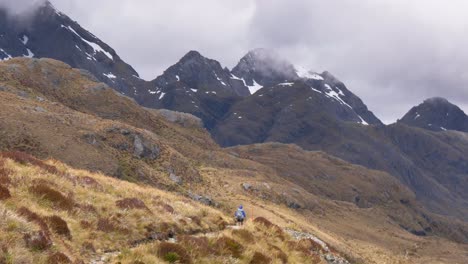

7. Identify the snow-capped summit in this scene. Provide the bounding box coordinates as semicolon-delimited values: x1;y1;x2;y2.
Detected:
399;97;468;132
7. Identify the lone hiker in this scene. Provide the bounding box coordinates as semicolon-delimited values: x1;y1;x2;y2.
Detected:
235;205;246;226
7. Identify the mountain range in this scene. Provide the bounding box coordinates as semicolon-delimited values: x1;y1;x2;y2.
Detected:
1;2;468;263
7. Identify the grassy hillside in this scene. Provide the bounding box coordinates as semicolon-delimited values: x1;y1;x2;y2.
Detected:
0;58;467;263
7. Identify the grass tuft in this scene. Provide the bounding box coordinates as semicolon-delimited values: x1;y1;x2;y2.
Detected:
215;236;244;258
0;185;11;200
249;251;272;264
46;215;72;240
47;252;72;264
23;230;52;251
157;242;192;264
0;151;60;174
116;198;149;210
29;183;74;211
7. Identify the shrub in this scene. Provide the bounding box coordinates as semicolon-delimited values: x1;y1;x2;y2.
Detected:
157;242;192;264
29;183;74;211
0;151;60;174
78;176;102;189
253;217;285;240
249;252;272;264
46;215;72;240
80;220;92;229
215;236;244;258
82;242;96;253
96;218;117;233
17;207;49;234
232;229;255;243
23;230;52;251
178;235;211;257
189;216;201;226
270;245;288;264
47;252;72;264
0;162;11;186
116;198;148;210
0;185;11;200
253;217;274;228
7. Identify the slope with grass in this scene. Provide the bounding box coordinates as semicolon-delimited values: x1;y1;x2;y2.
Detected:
0;58;467;263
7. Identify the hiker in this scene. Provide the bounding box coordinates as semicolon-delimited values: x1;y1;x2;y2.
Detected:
235;205;246;226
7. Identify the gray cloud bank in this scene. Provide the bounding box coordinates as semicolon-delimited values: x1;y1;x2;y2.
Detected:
9;0;468;123
0;0;46;16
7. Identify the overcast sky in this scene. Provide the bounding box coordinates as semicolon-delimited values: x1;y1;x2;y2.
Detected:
7;0;468;123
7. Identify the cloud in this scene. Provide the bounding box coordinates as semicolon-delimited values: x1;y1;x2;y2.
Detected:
16;0;468;122
247;0;468;122
0;0;46;16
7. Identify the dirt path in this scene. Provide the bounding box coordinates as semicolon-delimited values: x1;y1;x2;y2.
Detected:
89;224;349;264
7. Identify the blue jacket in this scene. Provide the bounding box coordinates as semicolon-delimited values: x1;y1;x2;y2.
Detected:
235;208;246;218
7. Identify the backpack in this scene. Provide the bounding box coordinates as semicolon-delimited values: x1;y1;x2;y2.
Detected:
235;209;245;220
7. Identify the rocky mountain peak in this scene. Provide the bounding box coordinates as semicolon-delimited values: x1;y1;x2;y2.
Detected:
231;48;299;87
399;97;468;132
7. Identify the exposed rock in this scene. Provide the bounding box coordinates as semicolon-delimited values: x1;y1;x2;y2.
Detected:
241;183;252;191
89;83;108;93
34;106;47;113
286;200;302;209
169;173;183;185
189;192;214;206
133;135;160;160
155;109;203;128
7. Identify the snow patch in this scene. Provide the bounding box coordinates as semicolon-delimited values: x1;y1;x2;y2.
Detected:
190;88;197;93
414;113;420;119
24;48;34;58
0;49;12;61
159;92;166;100
62;25;113;60
176;75;180;81
295;65;324;80
248;80;263;94
214;72;227;86
441;127;447;131
278;82;294;87
103;73;117;79
311;87;322;94
357;115;369;125
324;84;352;108
20;35;29;45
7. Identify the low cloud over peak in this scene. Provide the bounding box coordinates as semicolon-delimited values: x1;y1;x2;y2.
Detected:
11;0;468;123
0;0;47;17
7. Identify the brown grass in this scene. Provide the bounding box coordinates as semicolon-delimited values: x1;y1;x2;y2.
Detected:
47;252;72;264
178;235;211;257
23;230;52;251
249;251;272;264
96;218;118;233
17;207;50;234
214;236;244;258
0;185;11;200
157;242;192;264
46;215;72;240
116;198;149;210
0;151;60;174
232;229;255;243
28;183;74;211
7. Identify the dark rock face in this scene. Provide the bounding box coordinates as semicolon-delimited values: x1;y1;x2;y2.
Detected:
0;2;144;96
399;97;468;132
135;50;249;129
212;80;382;147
